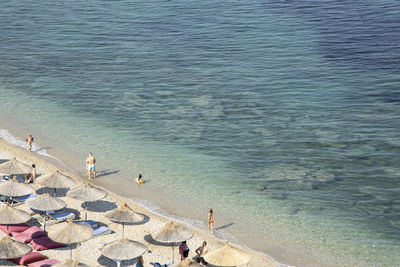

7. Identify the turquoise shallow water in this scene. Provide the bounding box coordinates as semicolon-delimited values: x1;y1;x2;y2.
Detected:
1;0;400;265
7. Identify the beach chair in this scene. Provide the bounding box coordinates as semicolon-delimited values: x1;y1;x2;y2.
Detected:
75;220;111;237
14;193;36;202
36;209;76;228
48;210;75;221
93;225;112;237
74;220;98;228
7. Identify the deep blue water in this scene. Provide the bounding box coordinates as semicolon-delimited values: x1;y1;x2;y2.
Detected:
1;1;400;265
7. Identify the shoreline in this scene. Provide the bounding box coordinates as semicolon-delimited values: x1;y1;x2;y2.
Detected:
0;128;283;266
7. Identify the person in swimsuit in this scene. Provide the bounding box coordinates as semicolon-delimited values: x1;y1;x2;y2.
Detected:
135;174;144;184
85;153;96;180
25;164;36;183
26;135;34;152
208;208;214;233
194;241;209;265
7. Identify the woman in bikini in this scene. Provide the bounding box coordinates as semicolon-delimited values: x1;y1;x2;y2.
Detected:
208;208;214;233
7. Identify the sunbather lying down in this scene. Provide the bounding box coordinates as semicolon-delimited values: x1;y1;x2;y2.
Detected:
150;261;175;267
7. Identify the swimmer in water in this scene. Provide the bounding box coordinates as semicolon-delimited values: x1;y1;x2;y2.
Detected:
135;174;144;184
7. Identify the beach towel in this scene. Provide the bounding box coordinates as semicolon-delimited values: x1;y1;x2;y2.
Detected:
0;223;30;235
30;236;66;251
11;252;48;265
11;226;46;243
28;258;61;267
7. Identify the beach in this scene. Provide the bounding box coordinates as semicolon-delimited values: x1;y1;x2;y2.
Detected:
0;135;278;266
1;1;400;266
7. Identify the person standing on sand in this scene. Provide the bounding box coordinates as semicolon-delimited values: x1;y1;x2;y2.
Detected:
208;208;214;233
136;256;144;267
85;153;96;180
26;135;34;152
179;241;190;260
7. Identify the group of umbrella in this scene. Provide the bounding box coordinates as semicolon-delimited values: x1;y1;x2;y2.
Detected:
0;157;251;267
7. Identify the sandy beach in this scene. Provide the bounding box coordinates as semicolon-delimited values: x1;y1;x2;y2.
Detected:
0;138;279;267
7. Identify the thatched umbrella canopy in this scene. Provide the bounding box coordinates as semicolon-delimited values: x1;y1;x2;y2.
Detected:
105;202;144;238
101;238;147;267
203;241;251;267
152;222;193;244
26;193;66;211
0;157;31;176
151;222;193;261
36;170;76;196
0;177;34;197
47;219;93;259
53;259;90;267
66;183;107;220
26;193;67;231
0;235;32;259
0;203;31;225
170;258;201;267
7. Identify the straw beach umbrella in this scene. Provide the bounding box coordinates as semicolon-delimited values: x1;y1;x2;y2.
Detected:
36;170;76;196
101;238;148;267
203;241;251;267
47;219;93;259
0;157;31;176
151;222;193;261
0;203;31;225
105;202;144;238
170;258;201;267
26;193;66;211
0;177;34;197
0;235;32;259
66;183;107;220
26;193;67;231
0;203;31;234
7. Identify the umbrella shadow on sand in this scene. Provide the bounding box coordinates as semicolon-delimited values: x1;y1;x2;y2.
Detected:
121;213;149;226
97;255;138;267
82;200;118;213
0;259;22;265
36;187;69;197
143;234;179;247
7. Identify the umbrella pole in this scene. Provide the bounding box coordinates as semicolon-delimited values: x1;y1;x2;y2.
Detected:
116;260;121;267
85;201;88;221
54;188;57;197
172;246;174;262
122;222;125;238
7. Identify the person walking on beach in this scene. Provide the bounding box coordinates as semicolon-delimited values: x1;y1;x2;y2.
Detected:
26;135;34;152
208;208;214;233
85;153;96;180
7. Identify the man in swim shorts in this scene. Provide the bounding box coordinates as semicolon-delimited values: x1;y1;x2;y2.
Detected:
86;153;96;180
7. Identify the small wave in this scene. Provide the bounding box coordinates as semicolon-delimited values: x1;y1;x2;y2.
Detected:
0;128;58;161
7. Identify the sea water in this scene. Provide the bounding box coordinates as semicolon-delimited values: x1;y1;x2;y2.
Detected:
1;0;400;266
